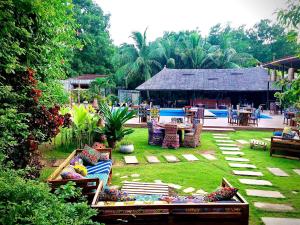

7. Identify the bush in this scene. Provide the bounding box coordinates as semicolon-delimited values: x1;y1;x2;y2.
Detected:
0;156;100;225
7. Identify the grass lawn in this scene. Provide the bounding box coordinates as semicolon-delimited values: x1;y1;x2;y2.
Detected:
41;128;300;225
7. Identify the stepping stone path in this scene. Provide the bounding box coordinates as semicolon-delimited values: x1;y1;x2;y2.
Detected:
124;156;139;164
167;183;182;189
146;156;160;163
214;136;230;139
225;157;249;162
246;189;285;198
195;189;207;194
215;140;234;143
164;155;180;163
267;167;289;177
229;163;256;169
219;147;240;151
236;139;249;144
233;170;263;176
120;175;128;179
222;151;244;155
213;133;228;136
293;169;300;175
182;154;199;161
115;173;120;176
254;202;294;212
262;217;300;225
132;178;141;182
201;153;217;160
217;143;238;147
110;185;120;189
239;179;272;186
131;174;140;178
183;187;195;193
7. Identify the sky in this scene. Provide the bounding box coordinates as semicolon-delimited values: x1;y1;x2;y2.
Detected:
95;0;287;46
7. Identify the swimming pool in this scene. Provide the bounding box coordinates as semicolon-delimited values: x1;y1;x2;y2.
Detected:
159;109;272;119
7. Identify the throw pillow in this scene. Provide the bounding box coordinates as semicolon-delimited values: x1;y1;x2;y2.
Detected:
70;155;83;166
79;145;101;166
74;164;87;176
99;152;110;161
205;187;238;202
98;187;136;202
60;166;84;180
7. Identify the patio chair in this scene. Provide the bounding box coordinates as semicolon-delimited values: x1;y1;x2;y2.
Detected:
147;121;165;146
229;110;240;125
138;106;148;123
248;108;260;126
283;108;296;125
183;123;203;148
150;106;160;122
162;124;180;149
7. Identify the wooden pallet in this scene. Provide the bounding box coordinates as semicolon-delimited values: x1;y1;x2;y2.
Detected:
121;181;169;195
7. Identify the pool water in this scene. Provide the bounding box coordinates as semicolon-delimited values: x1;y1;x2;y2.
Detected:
159;109;272;119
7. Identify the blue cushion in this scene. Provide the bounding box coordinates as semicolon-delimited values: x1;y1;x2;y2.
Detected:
86;160;112;175
86;173;109;187
273;131;282;136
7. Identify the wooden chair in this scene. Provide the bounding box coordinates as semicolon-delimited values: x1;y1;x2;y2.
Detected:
162;124;180;149
183;123;203;148
184;106;193;122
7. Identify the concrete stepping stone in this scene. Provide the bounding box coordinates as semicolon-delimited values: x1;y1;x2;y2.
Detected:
131;174;140;178
120;175;128;179
225;157;249;162
254;202;294;212
216;140;234;143
214;136;230;139
219;147;240;151
167;183;182;189
195;189;207;194
182;154;199;161
246;189;285;198
115;173;120;176
262;217;300;225
201;153;217;160
239;179;272;186
183;187;195;193
124;156;139;164
267;167;289;177
146;156;160;163
164;155;180;163
110;185;120;189
222;151;244;155
293;169;300;175
236;140;249;144
132;178;141;182
217;143;238;147
213;133;228;136
229;163;256;169
233;170;263;176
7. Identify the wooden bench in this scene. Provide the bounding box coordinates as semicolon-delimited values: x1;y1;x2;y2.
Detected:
91;178;249;225
47;148;112;202
270;136;300;158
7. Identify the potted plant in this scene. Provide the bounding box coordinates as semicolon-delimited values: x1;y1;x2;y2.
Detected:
95;102;136;148
119;140;134;153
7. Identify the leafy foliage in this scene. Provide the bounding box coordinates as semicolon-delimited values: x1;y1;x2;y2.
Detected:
96;103;136;148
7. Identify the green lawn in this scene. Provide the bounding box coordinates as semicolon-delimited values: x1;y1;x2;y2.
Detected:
41;128;300;225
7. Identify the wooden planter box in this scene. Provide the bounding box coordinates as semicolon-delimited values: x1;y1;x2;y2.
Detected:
270;136;300;158
47;148;112;202
91;178;249;225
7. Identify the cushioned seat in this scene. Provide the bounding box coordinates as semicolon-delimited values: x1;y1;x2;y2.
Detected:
86;160;112;175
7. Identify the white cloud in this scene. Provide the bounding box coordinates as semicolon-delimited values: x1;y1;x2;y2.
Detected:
94;0;287;45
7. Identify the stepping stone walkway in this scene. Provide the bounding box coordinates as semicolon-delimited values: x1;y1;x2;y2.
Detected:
229;163;256;169
239;179;272;186
267;167;289;177
115;173;120;176
124;156;139;164
216;140;235;143
236;140;249;144
214;136;230;139
195;189;207;194
222;151;244;155
262;138;271;142
246;189;285;198
201;153;217;161
167;183;182;189
254;202;294;212
132;178;141;182
146;156;160;163
131;174;140;178
213;133;228;136
182;154;199;161
225;157;249;162
262;217;300;225
217;143;238;147
293;169;300;175
233;170;263;176
164;155;180;163
183;187;195;193
110;185;120;189
120;175;128;179
219;147;240;151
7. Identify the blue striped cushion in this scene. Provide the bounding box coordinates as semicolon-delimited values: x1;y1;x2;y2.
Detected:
86;173;109;187
86;160;112;175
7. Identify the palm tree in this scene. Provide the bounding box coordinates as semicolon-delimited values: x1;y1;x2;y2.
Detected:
117;28;163;99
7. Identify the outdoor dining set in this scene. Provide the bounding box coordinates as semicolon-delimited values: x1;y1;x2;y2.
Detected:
227;106;262;126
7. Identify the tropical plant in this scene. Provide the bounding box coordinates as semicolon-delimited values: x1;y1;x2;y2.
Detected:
96;103;136;148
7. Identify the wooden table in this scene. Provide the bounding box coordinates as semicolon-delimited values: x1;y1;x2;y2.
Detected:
238;111;252;126
157;123;193;143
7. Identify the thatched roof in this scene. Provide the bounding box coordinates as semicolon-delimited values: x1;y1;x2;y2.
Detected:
136;67;278;91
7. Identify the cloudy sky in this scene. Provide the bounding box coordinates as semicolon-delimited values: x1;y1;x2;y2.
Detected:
95;0;287;45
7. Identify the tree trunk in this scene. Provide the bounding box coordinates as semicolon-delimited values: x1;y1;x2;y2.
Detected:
108;139;116;149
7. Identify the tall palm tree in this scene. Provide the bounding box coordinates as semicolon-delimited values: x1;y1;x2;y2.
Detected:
118;28;163;99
